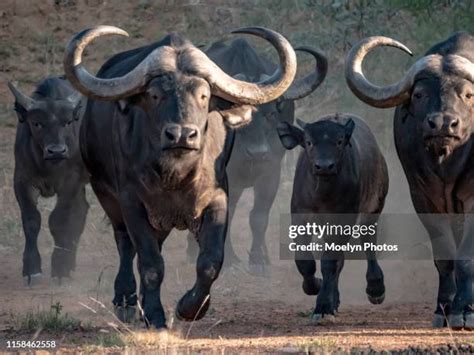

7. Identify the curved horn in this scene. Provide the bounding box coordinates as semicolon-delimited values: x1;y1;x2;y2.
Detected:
344;36;472;108
444;54;474;83
63;26;178;101
183;26;297;105
283;46;328;101
8;82;36;110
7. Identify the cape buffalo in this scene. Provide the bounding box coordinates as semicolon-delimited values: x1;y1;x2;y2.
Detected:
186;38;328;276
8;76;88;285
345;32;473;329
277;114;388;321
63;25;297;328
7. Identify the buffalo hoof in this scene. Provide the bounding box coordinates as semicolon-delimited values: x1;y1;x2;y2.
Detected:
115;305;136;323
248;264;270;278
432;313;447;328
464;313;474;330
302;277;322;296
367;292;385;305
448;314;464;330
23;273;42;287
311;313;336;325
176;291;210;322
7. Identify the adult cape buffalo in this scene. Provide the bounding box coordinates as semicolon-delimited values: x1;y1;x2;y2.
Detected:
186;38;327;275
63;25;297;328
345;32;473;329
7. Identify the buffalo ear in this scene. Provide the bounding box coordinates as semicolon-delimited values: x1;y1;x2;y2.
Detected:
277;121;304;150
344;118;355;141
8;82;34;123
220;105;255;128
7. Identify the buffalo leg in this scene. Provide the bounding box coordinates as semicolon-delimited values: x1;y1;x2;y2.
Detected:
112;226;138;323
293;216;321;296
176;196;227;321
248;171;280;276
419;214;457;327
50;185;89;280
120;191;169;329
14;179;41;284
313;252;344;321
186;186;242;266
450;212;473;329
360;214;385;304
222;185;243;266
91;180;138;323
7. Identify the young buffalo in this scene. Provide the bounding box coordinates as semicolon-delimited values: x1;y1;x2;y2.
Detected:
9;76;88;285
277;114;388;321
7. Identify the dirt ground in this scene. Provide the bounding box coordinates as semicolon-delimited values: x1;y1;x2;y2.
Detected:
0;123;473;352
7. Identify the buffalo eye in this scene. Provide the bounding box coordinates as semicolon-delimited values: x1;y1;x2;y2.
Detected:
413;92;423;100
465;92;473;100
33;122;42;129
65;120;73;127
337;139;344;146
306;140;312;147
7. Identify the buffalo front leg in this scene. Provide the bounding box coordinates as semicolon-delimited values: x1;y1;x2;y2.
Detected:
248;171;280;276
223;185;243;267
14;179;42;285
121;192;169;329
450;212;473;330
312;251;344;323
294;237;321;296
360;214;385;304
91;180;137;323
176;196;227;321
49;185;89;280
419;214;457;328
186;186;242;266
112;226;138;323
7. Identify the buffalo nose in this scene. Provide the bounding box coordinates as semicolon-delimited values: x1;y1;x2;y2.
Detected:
163;124;199;146
427;114;459;132
46;144;67;155
314;160;335;173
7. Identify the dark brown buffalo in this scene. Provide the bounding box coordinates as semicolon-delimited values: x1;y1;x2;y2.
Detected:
63;25;297;328
345;32;473;329
9;76;88;285
278;114;388;321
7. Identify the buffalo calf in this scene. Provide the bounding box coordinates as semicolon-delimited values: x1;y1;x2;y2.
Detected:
9;76;88;285
278;114;388;321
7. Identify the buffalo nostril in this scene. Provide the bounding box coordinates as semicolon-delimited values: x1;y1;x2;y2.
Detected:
328;163;335;170
315;164;321;170
450;119;459;128
428;119;436;129
188;129;198;140
165;129;177;141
